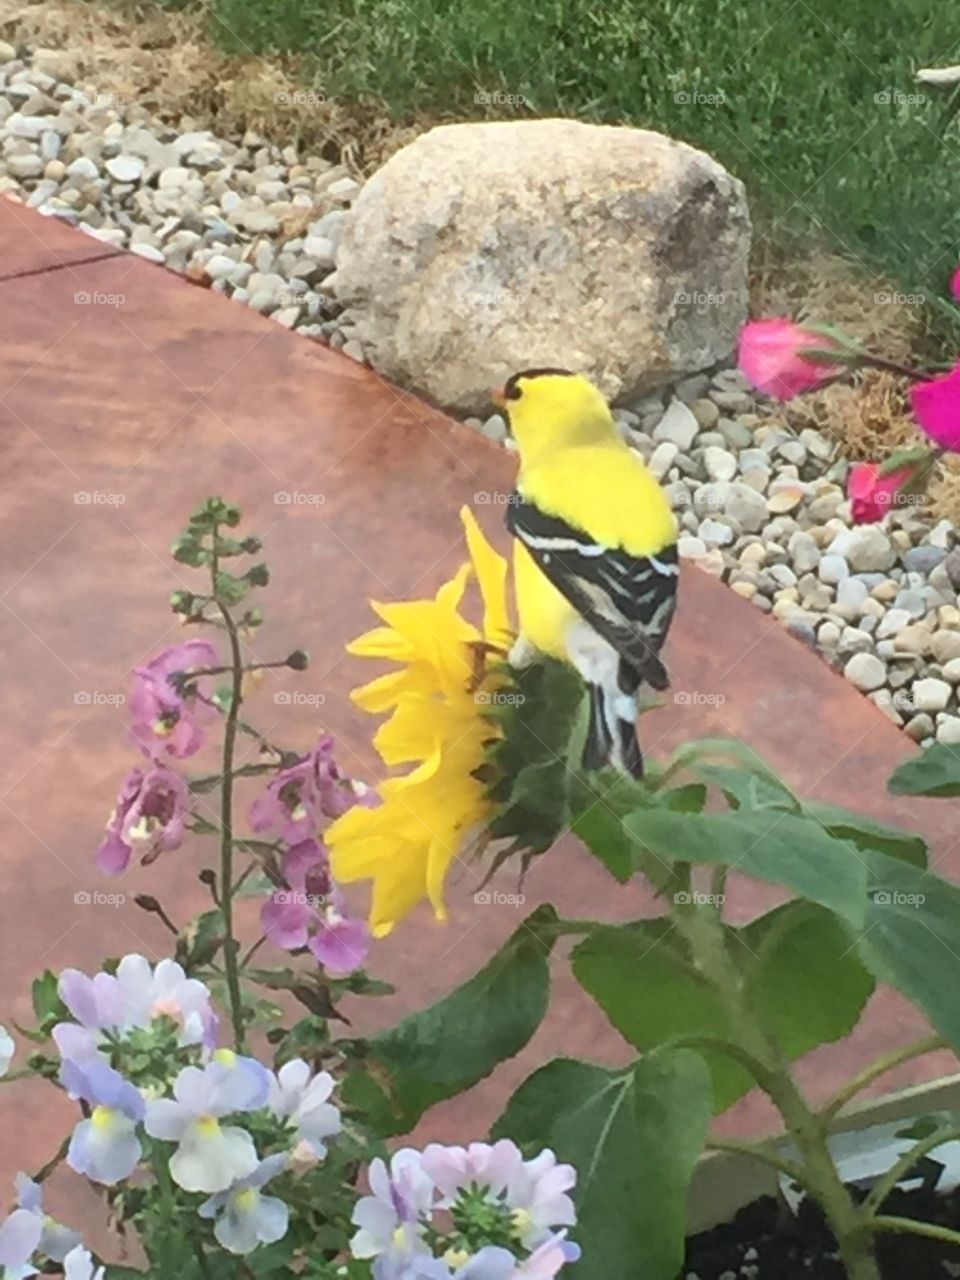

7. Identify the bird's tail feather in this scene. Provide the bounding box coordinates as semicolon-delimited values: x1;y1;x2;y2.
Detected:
582;682;644;778
583;683;613;771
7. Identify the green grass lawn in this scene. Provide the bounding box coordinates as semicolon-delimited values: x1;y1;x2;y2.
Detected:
170;0;960;301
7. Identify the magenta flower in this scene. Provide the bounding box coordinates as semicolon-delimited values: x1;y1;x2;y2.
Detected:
951;265;960;302
738;318;850;401
250;735;373;844
911;363;960;451
98;764;188;875
130;640;219;759
261;840;370;975
847;462;919;525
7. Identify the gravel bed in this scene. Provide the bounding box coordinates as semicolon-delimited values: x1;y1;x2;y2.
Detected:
0;41;361;352
1;41;958;745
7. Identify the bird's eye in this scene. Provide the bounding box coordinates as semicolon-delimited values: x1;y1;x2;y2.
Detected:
504;382;522;401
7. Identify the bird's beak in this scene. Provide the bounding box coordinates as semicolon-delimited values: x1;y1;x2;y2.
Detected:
490;385;507;408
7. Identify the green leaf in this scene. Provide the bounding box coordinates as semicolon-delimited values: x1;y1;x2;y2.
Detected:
344;905;557;1136
572;781;706;888
854;851;960;1049
623;809;867;926
176;908;225;970
572;921;749;1111
879;444;931;476
889;744;960;797
494;1050;711;1279
746;901;875;1061
694;762;795;812
273;1014;331;1064
31;970;65;1032
571;806;637;883
214;570;250;605
804;801;927;867
571;904;874;1114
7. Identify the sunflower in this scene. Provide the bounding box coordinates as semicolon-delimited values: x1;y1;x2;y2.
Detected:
327;507;514;937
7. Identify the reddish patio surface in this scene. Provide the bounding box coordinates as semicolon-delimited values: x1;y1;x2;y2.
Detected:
0;200;957;1225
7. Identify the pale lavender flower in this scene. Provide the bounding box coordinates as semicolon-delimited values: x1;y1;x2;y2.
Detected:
62;1059;144;1185
98;765;188;875
145;1054;269;1193
0;1207;41;1279
268;1059;340;1157
114;954;217;1048
56;955;216;1059
130;640;219;760
197;1155;289;1255
63;1245;105;1280
504;1151;576;1249
421;1141;523;1207
514;1234;580;1278
374;1247;517;1280
350;1149;435;1260
0;1025;14;1077
14;1175;82;1262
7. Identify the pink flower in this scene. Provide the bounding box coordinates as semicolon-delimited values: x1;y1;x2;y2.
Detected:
250;735;374;844
130;640;219;759
911;363;960;451
260;840;370;975
98;765;189;875
847;462;917;525
951;265;960;302
738;318;850;401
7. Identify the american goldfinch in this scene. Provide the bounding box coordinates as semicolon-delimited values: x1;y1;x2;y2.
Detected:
492;368;679;777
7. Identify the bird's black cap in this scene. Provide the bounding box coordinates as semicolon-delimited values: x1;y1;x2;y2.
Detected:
501;367;575;400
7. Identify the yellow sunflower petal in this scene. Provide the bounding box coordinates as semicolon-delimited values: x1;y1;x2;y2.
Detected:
347;625;414;661
373;695;442;766
368;841;430;937
351;665;440;714
460;506;512;648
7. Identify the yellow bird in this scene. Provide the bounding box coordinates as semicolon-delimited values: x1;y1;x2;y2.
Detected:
492;368;679;776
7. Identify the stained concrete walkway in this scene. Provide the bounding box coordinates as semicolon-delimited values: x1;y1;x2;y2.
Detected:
0;198;955;1214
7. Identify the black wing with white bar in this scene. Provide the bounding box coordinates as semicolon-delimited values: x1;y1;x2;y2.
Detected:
507;493;678;689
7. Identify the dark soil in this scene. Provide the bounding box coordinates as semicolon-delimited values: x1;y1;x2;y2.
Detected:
683;1184;960;1278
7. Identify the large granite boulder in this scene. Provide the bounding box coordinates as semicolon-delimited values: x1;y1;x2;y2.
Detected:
330;118;751;413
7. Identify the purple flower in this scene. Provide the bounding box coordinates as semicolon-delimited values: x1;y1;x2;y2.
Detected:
261;843;369;976
250;736;373;844
314;735;374;819
351;1149;435;1260
14;1174;82;1262
98;765;188;875
62;1059;145;1185
130;640;219;760
198;1155;289;1255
